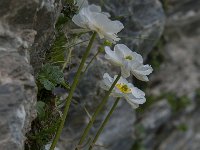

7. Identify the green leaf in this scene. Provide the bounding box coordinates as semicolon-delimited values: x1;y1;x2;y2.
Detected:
36;101;46;120
40;79;55;91
47;33;67;63
38;64;65;91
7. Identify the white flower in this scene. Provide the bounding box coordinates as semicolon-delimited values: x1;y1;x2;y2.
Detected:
72;4;124;43
75;0;89;9
105;44;153;81
100;73;146;109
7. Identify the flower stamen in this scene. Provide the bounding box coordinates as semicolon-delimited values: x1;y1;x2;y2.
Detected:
125;55;133;60
116;83;131;94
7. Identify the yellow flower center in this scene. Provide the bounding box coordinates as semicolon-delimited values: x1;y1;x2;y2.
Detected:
116;83;131;94
125;55;133;60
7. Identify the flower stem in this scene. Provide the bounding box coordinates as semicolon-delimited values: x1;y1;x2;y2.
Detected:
62;47;72;71
50;32;97;150
76;73;121;149
81;49;101;76
89;98;120;150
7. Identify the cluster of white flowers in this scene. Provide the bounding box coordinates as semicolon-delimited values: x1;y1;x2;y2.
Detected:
72;0;153;109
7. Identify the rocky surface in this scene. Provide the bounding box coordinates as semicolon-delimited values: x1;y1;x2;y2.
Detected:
157;108;200;150
0;0;61;149
140;0;200;149
151;0;200;97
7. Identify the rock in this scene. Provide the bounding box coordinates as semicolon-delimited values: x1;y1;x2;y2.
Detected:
135;100;172;150
30;0;62;73
0;0;61;149
166;0;200;36
151;35;200;97
158;109;200;150
151;0;200;97
146;0;200;149
140;100;172;133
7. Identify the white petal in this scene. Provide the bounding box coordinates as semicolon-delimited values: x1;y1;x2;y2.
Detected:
131;87;145;98
126;94;146;104
105;47;122;66
131;63;152;82
72;14;88;28
125;99;139;109
102;12;111;17
115;44;141;63
132;72;149;81
117;76;129;84
135;65;153;75
114;44;126;57
104;33;120;43
133;52;143;63
88;4;101;12
121;65;130;78
112;91;123;98
92;14;123;36
102;20;124;34
117;44;132;56
103;73;113;83
100;73;114;90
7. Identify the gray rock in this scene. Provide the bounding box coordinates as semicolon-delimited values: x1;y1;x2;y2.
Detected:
0;0;61;149
30;0;62;73
145;0;200;149
151;35;200;97
158;109;200;150
151;0;200;97
136;100;172;150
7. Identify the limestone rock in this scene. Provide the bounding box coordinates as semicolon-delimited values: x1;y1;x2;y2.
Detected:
0;0;61;149
147;0;200;149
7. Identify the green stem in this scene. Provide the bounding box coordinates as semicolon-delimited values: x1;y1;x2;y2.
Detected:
76;73;121;149
81;49;101;76
62;47;72;71
50;32;97;150
89;98;120;150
